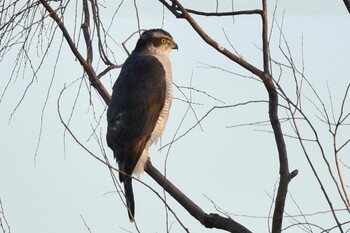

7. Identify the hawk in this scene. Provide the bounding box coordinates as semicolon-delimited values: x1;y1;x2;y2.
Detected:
106;29;178;221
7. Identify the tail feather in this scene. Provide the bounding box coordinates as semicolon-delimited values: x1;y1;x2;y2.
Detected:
123;176;135;221
115;151;135;221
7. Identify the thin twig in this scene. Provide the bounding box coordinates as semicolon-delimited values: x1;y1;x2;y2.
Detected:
0;198;10;233
39;0;111;104
80;215;93;233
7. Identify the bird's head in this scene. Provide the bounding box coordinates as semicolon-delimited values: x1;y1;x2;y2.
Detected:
134;29;178;55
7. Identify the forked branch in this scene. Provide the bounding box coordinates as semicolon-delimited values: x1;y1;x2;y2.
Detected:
39;1;252;231
158;1;295;233
40;0;294;232
39;0;111;104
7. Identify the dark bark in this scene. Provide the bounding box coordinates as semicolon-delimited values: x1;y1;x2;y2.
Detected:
145;161;253;233
344;0;350;13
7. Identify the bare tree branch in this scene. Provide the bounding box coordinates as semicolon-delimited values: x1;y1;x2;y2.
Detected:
260;2;293;233
158;1;294;233
158;0;264;77
344;0;350;14
145;161;252;233
185;8;262;17
2;1;349;232
82;0;93;65
0;198;10;233
39;0;111;104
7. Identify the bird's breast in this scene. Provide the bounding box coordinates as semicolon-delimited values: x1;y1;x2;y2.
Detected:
148;54;173;146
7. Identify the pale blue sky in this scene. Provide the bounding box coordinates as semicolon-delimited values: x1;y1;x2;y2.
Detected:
0;1;349;232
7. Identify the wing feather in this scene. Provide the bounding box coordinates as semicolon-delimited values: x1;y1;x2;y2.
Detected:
106;53;166;175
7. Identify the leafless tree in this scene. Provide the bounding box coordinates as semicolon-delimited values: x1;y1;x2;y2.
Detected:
1;1;349;233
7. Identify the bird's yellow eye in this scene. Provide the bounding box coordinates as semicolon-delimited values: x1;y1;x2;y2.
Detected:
161;38;167;44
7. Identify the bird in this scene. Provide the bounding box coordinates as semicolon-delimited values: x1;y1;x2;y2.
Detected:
106;29;178;221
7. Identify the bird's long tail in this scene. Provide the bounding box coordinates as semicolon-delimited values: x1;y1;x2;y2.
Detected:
123;176;135;221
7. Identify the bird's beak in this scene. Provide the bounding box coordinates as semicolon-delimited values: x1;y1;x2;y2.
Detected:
172;41;179;50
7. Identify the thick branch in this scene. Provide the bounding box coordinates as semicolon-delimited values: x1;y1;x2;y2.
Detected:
261;1;292;232
159;1;294;233
261;1;270;73
145;161;252;233
344;0;350;13
186;8;262;17
82;0;93;64
263;72;291;233
85;65;111;105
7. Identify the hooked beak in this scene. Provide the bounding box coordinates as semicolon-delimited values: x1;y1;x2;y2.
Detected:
172;41;179;50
